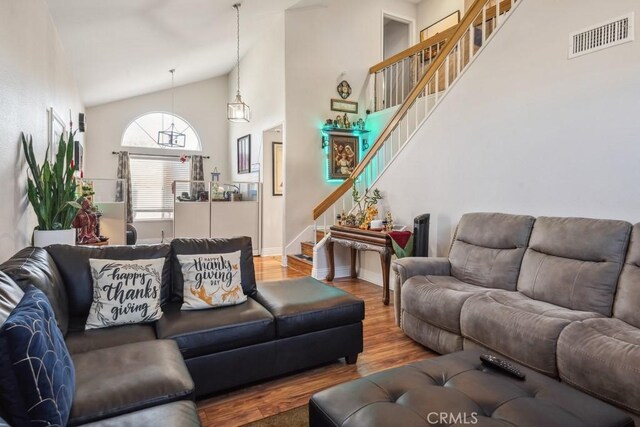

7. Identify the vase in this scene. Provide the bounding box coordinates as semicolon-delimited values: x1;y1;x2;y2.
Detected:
33;229;77;248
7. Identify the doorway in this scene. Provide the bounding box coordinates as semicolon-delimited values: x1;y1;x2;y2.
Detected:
261;125;284;257
383;15;412;59
381;14;414;109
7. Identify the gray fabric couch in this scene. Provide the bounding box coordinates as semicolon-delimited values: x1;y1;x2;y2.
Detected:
393;212;640;418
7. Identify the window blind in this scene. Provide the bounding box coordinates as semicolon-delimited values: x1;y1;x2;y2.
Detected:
129;156;190;217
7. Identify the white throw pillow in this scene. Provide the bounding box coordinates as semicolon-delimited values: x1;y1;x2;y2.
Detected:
177;251;247;310
85;258;164;330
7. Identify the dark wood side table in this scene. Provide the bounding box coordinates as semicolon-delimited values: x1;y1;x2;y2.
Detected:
325;225;393;305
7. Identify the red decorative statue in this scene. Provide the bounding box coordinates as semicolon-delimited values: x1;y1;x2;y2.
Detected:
73;198;100;244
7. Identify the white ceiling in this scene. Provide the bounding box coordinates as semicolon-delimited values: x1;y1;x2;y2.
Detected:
46;0;308;107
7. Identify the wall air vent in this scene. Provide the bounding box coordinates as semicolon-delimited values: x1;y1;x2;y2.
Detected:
569;13;634;59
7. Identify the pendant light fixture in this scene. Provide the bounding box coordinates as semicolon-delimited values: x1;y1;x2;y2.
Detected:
158;69;186;147
227;3;251;123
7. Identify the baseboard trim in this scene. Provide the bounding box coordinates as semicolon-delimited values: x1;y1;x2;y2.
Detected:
312;266;352;281
261;247;283;257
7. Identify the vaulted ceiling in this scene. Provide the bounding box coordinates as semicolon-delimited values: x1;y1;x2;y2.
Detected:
47;0;306;107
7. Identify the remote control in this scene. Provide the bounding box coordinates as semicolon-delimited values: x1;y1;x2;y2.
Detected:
480;354;526;380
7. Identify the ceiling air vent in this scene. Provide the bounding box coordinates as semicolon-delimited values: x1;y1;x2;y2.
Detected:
569;13;634;59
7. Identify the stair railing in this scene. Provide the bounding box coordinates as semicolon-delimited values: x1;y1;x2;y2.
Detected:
312;0;521;245
370;26;456;112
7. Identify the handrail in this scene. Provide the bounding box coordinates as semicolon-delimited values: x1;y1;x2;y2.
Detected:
369;26;456;74
313;0;495;220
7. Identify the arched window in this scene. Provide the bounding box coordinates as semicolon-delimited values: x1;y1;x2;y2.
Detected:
122;112;201;220
122;112;201;151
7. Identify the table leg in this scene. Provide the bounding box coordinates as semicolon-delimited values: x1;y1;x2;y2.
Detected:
350;248;357;278
380;249;391;305
326;240;335;281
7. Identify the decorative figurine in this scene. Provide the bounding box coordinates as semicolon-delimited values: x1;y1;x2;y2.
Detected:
385;211;394;232
73;198;100;244
335;115;344;128
343;113;350;129
357;118;365;130
337;80;352;99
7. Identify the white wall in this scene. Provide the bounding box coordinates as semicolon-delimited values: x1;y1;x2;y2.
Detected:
384;18;411;59
283;0;417;250
85;76;229;243
358;0;640;284
0;0;83;261
228;14;285;255
262;128;284;255
416;0;465;39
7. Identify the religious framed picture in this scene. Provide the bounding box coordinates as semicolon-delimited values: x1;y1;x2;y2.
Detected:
272;142;283;196
420;10;460;41
48;107;66;162
237;134;251;174
328;134;359;180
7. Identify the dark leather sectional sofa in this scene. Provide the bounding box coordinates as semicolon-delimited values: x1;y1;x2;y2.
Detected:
0;237;365;426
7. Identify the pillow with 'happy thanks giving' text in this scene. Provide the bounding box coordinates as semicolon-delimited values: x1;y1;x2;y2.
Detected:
85;258;164;330
177;252;247;310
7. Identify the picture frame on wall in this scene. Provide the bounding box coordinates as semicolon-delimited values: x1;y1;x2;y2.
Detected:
272;142;283;196
420;10;460;41
48;107;66;162
328;134;359;180
74;141;83;172
237;134;251;174
330;99;358;114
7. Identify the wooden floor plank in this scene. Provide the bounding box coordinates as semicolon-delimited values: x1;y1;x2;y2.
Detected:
196;256;435;427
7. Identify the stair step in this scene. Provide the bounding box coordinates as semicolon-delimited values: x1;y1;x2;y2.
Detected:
301;241;314;258
287;254;313;276
316;230;327;242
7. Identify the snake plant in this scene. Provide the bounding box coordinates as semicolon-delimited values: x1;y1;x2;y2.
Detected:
22;131;80;231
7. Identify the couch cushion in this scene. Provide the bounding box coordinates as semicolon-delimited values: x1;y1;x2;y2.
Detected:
85;258;165;330
177;252;247;310
614;223;640;328
449;213;535;291
558;318;640;414
0;286;75;426
69;339;193;425
309;349;633;427
0;272;24;327
171;237;257;300
77;401;201;427
46;244;172;330
402;275;491;336
155;300;274;359
461;290;602;376
65;324;157;355
518;216;631;316
0;247;69;334
252;277;364;339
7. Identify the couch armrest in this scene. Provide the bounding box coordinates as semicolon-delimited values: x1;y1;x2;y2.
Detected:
391;257;451;327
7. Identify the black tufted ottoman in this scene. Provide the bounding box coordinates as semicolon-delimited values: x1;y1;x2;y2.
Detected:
309;350;634;427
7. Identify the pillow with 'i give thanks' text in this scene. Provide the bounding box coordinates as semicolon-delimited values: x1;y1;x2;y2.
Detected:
177;251;247;310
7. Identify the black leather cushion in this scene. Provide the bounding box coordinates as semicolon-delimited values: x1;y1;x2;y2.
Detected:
46;244;172;329
0;272;24;327
69;340;193;426
77;401;201;427
155;300;274;359
0;247;69;334
170;237;257;300
309;350;633;427
252;277;364;338
65;324;157;355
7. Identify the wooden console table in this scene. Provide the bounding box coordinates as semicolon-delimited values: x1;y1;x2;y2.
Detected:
325;225;393;305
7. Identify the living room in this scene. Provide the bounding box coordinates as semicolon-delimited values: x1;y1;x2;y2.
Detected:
1;0;639;426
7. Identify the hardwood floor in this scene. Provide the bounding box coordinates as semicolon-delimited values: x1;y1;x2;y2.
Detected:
196;256;436;427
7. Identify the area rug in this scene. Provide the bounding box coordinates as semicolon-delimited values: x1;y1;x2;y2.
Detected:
242;405;308;427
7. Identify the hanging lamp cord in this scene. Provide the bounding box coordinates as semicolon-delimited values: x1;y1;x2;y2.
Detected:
170;69;176;128
234;3;241;96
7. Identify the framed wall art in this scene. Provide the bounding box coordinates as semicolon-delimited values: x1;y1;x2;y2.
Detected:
48;107;66;162
328;134;358;180
420;10;460;41
237;134;251;174
330;99;358;114
272;142;283;196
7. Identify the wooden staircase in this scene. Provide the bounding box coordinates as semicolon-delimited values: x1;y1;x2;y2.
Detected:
287;231;326;275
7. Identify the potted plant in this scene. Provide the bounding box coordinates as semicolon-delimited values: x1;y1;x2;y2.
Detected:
22;131;80;247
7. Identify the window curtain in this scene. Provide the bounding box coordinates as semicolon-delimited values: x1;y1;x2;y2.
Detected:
190;155;205;196
116;151;133;223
